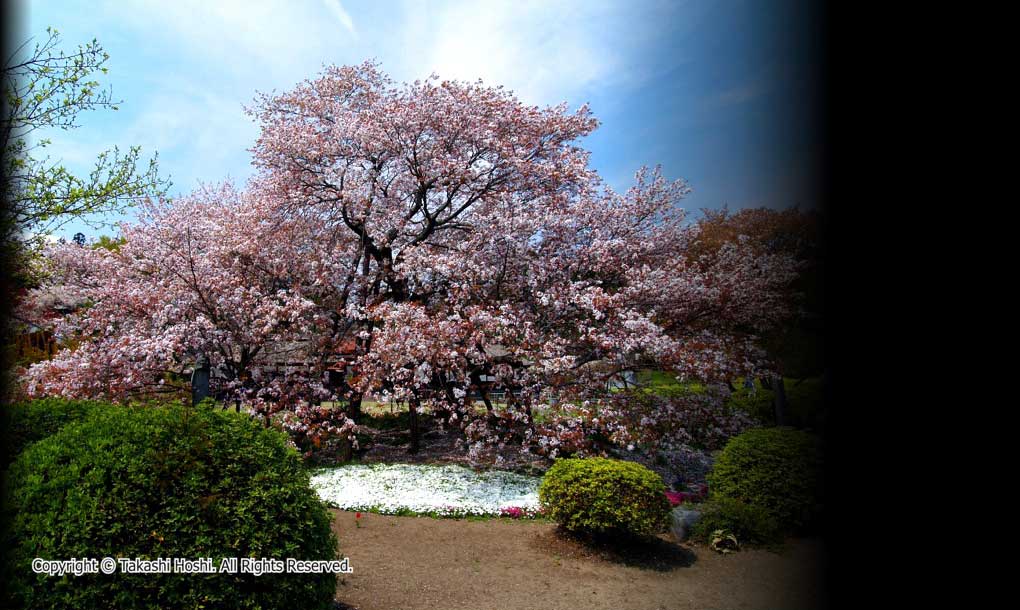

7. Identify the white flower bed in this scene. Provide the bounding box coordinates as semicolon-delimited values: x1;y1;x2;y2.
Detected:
310;463;541;517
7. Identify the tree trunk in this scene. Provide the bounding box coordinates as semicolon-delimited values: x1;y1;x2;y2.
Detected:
772;375;788;426
347;393;363;421
436;373;458;426
408;399;420;454
471;371;494;416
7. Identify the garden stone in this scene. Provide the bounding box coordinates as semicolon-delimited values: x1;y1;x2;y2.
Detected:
671;507;702;541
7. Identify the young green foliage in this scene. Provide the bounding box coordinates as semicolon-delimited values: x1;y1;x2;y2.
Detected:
3;27;168;238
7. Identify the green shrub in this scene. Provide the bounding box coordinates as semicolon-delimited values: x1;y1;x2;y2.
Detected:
690;496;782;547
707;427;823;532
2;403;338;610
0;397;106;470
538;457;671;538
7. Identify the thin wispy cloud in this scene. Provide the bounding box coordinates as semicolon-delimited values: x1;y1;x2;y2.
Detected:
401;0;619;105
712;80;765;107
323;0;357;38
109;0;356;84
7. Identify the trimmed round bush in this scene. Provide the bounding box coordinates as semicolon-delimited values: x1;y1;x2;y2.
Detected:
0;398;106;470
538;457;671;538
690;496;782;547
707;427;823;531
2;403;338;610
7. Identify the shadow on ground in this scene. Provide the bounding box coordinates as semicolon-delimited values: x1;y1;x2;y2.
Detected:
533;526;697;572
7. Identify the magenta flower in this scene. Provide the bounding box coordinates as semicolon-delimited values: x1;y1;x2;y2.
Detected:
501;507;528;518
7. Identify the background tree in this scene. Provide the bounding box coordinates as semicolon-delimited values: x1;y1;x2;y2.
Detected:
21;184;328;400
91;233;125;251
2;27;167;257
691;205;825;424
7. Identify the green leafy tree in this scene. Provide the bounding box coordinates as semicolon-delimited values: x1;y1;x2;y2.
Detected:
91;233;125;252
2;27;168;243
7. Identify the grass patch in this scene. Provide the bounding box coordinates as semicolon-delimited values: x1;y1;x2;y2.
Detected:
633;370;706;395
726;376;825;429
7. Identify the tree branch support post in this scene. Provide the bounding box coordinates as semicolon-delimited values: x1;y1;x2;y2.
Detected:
191;354;210;407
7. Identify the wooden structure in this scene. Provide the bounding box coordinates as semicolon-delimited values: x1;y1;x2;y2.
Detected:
14;328;59;363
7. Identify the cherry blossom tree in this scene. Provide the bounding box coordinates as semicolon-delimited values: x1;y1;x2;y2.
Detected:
17;182;357;451
18;61;799;463
248;61;797;453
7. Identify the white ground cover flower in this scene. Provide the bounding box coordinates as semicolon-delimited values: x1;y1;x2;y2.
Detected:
310;463;541;517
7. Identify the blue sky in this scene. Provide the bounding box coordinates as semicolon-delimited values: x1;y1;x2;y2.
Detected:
17;0;821;240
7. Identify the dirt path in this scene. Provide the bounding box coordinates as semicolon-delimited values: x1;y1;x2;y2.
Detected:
331;510;826;610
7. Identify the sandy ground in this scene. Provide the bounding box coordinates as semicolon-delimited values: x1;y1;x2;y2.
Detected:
330;510;826;610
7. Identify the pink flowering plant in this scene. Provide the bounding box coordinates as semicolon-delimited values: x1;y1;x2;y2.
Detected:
498;506;544;519
665;491;684;507
665;484;708;507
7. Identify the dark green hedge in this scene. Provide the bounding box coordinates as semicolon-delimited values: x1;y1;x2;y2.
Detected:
2;403;338;610
538;457;671;539
690;496;782;547
0;397;106;470
707;427;823;532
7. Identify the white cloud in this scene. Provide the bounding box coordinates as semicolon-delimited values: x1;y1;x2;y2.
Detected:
382;0;628;107
118;85;260;190
109;0;358;85
323;0;357;38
